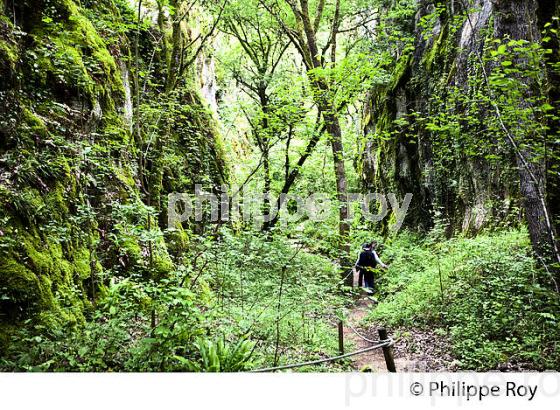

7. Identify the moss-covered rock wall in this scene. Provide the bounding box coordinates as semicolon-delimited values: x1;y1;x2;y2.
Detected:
360;0;558;235
0;0;227;346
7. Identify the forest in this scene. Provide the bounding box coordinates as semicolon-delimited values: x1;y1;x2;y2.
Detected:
0;0;559;372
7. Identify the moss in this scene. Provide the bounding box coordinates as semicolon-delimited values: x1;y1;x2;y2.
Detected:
152;234;174;277
389;53;412;92
0;6;18;72
50;37;96;97
165;223;191;257
119;236;142;262
23;239;57;276
14;182;69;224
47;156;74;186
64;10;124;98
362;109;371;129
0;0;227;338
152;252;174;278
0;37;18;69
14;188;43;223
72;247;92;280
111;164;137;192
0;258;54;312
19;108;49;143
422;23;448;70
0;199;92;324
28;0;125;109
45;183;69;219
23;233;71;280
386;210;398;235
375;108;393;132
102;112;132;145
18;233;86;322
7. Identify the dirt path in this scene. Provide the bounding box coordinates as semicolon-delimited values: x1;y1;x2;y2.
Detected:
342;269;394;372
343;294;389;372
343;270;456;372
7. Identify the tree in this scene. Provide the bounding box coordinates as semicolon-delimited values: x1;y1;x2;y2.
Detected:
221;0;290;219
491;0;560;274
258;0;380;255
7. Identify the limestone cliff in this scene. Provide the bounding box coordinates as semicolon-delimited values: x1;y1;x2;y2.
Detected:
360;0;558;236
0;0;227;344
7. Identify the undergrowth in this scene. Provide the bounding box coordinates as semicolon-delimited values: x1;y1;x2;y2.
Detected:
0;228;346;371
368;229;560;370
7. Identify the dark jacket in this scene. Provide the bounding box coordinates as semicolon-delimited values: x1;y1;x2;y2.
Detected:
356;250;378;269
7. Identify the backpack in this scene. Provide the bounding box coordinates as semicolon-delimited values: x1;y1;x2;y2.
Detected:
357;250;377;268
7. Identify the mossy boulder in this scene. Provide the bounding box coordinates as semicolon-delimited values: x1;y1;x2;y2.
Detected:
0;259;53;315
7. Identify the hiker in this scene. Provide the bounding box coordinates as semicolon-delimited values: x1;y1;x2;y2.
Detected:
356;243;369;288
355;241;388;293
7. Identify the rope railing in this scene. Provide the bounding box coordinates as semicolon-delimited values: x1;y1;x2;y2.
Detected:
337;268;354;285
346;321;378;344
250;337;394;373
325;310;378;345
249;267;397;373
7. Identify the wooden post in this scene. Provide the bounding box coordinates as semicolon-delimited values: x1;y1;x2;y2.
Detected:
344;266;354;288
378;328;396;372
338;321;344;355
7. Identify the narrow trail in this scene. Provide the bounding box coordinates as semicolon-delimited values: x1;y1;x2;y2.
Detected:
342;270;439;372
290;240;454;372
343;293;389;372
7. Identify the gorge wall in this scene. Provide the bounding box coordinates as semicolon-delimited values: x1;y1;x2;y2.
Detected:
360;0;560;237
0;0;226;345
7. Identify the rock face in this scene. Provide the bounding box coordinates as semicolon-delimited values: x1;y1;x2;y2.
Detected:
0;0;226;342
199;54;219;113
360;0;558;235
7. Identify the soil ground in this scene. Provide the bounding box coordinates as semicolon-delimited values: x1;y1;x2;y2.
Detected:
343;270;457;372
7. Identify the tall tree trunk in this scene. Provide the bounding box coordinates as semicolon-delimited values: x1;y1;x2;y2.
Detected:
262;121;324;231
493;0;560;273
156;0;170;78
323;109;350;249
265;0;350;256
262;145;272;223
257;88;272;226
301;0;349;255
539;0;560;230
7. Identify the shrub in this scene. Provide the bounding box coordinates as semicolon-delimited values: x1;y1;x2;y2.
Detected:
368;229;560;370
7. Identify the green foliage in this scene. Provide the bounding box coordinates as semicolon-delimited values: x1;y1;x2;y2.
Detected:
309;52;390;110
1;227;347;371
0;0;228;349
1;268;207;371
175;337;256;372
191;228;346;369
368;229;560;370
2;0;559;375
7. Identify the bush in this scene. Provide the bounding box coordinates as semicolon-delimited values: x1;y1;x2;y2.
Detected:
1;228;346;371
368;229;560;370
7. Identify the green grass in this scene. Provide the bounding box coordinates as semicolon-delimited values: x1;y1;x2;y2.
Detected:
368;229;560;370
